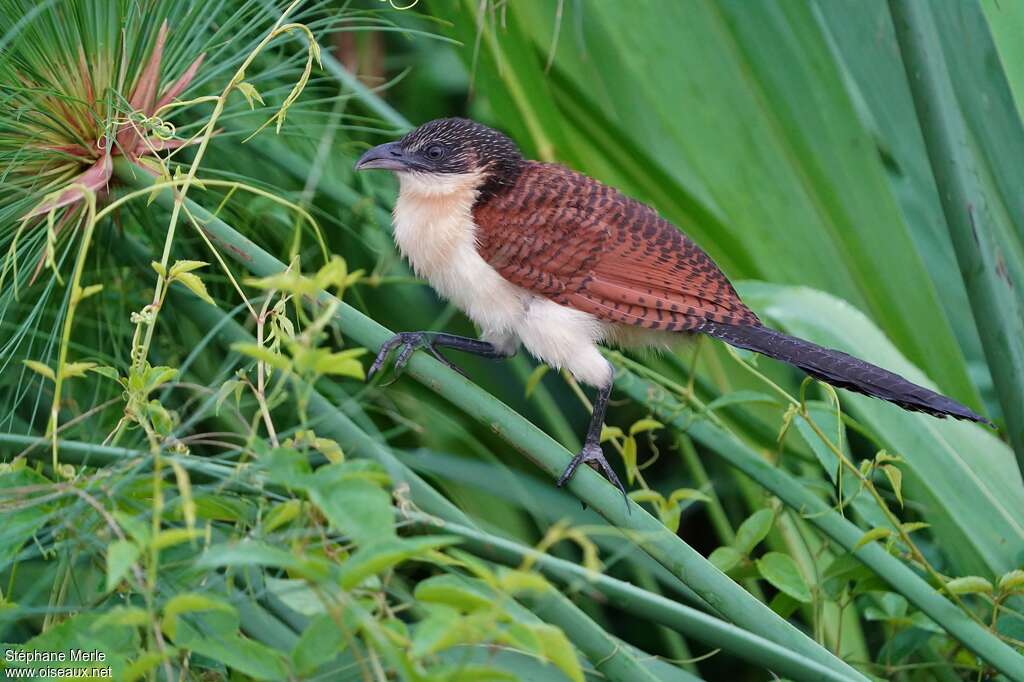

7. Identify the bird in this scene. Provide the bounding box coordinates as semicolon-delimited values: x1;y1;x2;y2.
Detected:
354;117;990;498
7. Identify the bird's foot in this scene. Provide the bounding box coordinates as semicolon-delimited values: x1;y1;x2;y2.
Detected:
557;440;627;504
367;332;466;381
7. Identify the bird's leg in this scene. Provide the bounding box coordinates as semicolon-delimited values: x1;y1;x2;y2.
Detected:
367;331;515;380
556;377;627;502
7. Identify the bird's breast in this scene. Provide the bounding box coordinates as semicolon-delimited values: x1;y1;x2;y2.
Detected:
392;187;528;336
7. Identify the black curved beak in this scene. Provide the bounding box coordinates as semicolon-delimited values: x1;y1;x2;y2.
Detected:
355;141;409;171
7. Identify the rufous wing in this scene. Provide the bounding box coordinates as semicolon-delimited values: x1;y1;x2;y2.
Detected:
473;162;758;331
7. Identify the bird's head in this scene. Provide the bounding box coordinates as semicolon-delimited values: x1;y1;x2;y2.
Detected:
354;117;523;197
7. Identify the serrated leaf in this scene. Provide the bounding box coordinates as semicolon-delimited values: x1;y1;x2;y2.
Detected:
106;540;139;591
173;271;214;305
854;527;892;550
756;552;812;603
168;260;209;277
881;464;903;507
709;546;742;573
734;508;774;555
945;575;994;595
22;360;54;381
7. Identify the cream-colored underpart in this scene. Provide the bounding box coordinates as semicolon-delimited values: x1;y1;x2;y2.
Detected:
392;170;614;386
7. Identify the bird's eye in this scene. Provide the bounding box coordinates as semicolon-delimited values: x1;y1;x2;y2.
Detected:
425;145;445;160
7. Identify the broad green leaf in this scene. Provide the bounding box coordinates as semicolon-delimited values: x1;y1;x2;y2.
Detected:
709;546;742;574
292;614;348;675
106;540;140;591
307;473;394;547
337;536;459;590
197;541;328;581
734;508;774;555
174;618;287;681
756;552;812;603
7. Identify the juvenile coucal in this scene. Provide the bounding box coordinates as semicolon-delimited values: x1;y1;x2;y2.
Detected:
355;117;988;497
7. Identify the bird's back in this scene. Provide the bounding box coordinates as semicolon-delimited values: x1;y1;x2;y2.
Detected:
473;161;760;332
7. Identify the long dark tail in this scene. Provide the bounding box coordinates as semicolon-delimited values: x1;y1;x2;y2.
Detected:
699;321;990;425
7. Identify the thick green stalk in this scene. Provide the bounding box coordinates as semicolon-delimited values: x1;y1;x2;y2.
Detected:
412;514;855;682
611;367;1024;680
888;0;1024;473
114;159;866;681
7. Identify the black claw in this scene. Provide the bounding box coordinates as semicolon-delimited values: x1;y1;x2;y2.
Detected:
556;441;629;511
367;332;471;382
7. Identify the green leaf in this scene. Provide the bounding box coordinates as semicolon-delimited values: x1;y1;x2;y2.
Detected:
709;546;742;573
307;472;394;547
231;342;290;370
106;540;139;592
854;527;892;550
173;271;214;305
734;508;774;555
292;614;347;675
168;260;209;278
881;464;904;507
532;623;584;682
628;418;663;436
945;576;994;596
22;360;54;382
756;552;812;603
415;574;494;612
337;536;459;590
998;569;1024;594
161;593;236;639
